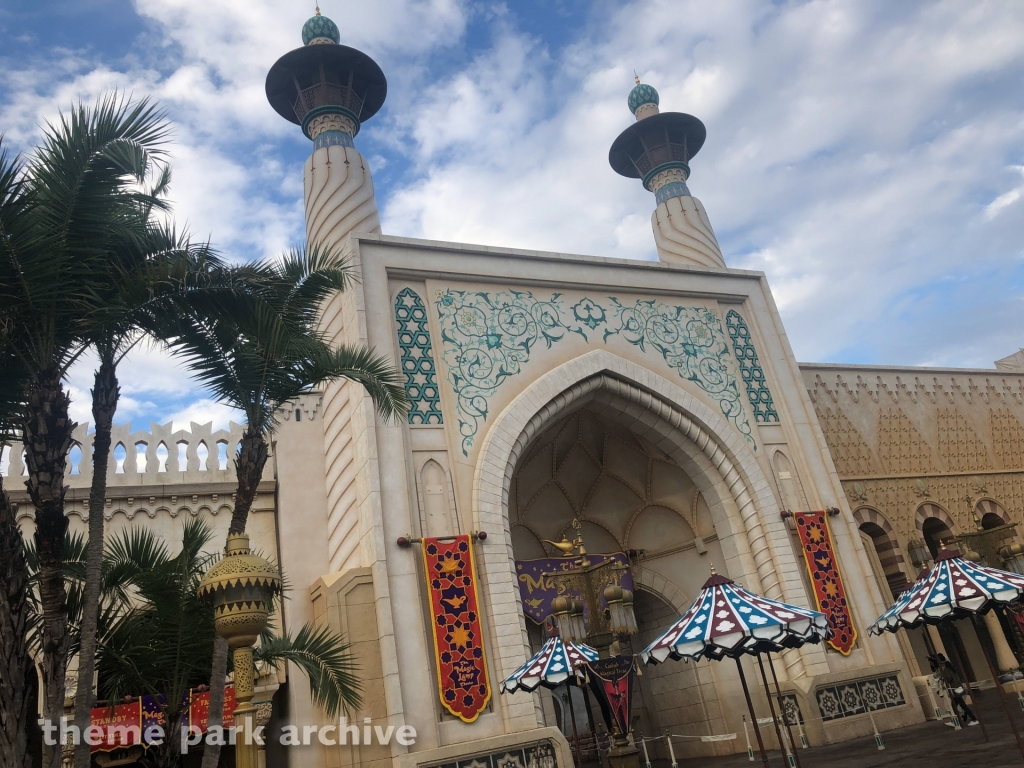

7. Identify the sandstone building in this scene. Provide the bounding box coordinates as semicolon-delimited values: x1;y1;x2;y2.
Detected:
7;12;1023;768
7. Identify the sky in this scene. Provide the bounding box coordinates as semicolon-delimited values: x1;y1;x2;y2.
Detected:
1;0;1023;433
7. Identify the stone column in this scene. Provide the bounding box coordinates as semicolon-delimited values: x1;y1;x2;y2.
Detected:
984;610;1020;674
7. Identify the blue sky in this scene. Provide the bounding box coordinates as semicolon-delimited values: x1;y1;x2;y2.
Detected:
2;0;1023;432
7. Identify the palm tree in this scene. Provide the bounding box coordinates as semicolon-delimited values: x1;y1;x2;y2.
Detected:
71;201;225;768
158;243;407;767
0;314;34;767
28;520;361;768
0;96;171;767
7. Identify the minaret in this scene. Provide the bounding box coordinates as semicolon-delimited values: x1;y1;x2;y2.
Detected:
265;8;386;248
609;78;726;268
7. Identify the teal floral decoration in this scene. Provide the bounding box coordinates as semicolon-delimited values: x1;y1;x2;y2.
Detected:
572;297;606;330
726;310;779;423
436;289;756;455
603;299;753;444
437;290;594;454
395;288;443;425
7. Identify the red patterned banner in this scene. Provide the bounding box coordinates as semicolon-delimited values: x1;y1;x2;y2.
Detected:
794;511;857;655
423;535;491;722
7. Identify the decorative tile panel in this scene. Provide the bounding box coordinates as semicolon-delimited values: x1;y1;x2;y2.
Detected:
815;674;904;722
435;289;753;455
395;287;443;425
725;310;779;423
423;740;558;768
780;694;803;725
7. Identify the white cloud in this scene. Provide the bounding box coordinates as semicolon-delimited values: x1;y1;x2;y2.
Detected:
6;0;1024;428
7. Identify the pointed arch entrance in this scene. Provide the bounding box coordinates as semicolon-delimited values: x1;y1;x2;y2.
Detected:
471;350;830;735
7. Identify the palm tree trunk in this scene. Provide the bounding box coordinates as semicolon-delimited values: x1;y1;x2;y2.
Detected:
204;427;268;768
22;367;77;768
0;471;33;768
228;427;268;535
200;636;229;768
72;358;119;768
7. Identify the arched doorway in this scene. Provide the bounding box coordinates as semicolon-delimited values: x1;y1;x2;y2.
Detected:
474;356;834;743
922;517;954;558
506;404;734;759
853;508;908;599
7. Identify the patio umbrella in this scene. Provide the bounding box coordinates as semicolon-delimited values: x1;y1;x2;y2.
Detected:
869;550;1024;760
500;636;600;693
641;571;831;664
500;636;600;767
870;550;1024;633
641;570;831;768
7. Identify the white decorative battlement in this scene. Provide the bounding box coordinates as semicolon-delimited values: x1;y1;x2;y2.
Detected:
2;421;249;488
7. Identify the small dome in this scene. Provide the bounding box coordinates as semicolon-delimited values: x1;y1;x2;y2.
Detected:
628;83;659;115
302;12;341;45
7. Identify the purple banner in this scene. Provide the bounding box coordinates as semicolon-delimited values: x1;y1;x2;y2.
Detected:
514;553;634;624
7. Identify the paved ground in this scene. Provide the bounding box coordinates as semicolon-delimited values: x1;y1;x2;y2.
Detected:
668;695;1024;768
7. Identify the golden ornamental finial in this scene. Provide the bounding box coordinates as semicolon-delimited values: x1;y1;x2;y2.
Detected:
710;564;717;575
634;70;641;86
315;3;321;15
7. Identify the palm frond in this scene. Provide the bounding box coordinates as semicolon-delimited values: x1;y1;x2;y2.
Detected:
255;622;361;718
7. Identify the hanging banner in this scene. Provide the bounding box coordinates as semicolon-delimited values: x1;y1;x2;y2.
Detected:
423;535;491;722
515;553;634;624
794;511;857;655
89;699;142;753
187;685;236;731
584;656;636;737
89;687;235;753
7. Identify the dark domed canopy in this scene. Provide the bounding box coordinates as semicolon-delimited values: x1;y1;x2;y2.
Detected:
608;112;706;188
266;44;387;137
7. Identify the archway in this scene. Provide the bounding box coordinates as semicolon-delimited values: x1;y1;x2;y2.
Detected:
476;353;830;745
853;507;907;598
922;518;954;558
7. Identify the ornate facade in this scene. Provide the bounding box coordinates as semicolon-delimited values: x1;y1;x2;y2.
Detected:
9;14;1021;768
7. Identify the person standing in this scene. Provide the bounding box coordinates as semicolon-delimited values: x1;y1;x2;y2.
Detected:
930;655;978;726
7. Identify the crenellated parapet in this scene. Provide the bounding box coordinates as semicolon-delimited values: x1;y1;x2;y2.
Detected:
2;421;275;523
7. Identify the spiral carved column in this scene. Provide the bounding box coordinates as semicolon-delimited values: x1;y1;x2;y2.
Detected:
304;144;381;248
651;194;725;269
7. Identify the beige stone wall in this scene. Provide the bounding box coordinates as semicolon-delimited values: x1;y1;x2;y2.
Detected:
311;568;390;768
801;363;1024;567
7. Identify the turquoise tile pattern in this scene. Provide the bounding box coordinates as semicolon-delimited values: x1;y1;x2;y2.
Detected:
395;288;443;425
435;289;754;455
725;309;779;423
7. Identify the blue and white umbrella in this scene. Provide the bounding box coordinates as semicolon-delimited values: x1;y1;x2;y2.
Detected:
870;550;1024;634
500;636;600;693
641;571;831;664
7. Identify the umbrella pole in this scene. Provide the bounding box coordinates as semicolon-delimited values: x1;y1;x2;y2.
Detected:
972;614;1024;760
760;654;802;768
767;654;807;749
566;685;584;768
735;656;771;768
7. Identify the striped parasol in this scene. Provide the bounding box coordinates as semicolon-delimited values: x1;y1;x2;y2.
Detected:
641;570;831;664
499;636;600;693
870;550;1024;634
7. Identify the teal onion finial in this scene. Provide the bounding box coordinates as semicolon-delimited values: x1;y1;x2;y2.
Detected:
302;7;341;45
628;81;660;116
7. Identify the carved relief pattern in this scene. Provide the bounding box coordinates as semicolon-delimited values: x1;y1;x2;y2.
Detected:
724;310;779;423
815;406;879;476
436;289;752;455
991;408;1024;470
841;473;1024;544
877;408;937;475
936;409;990;472
395;288;443;425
